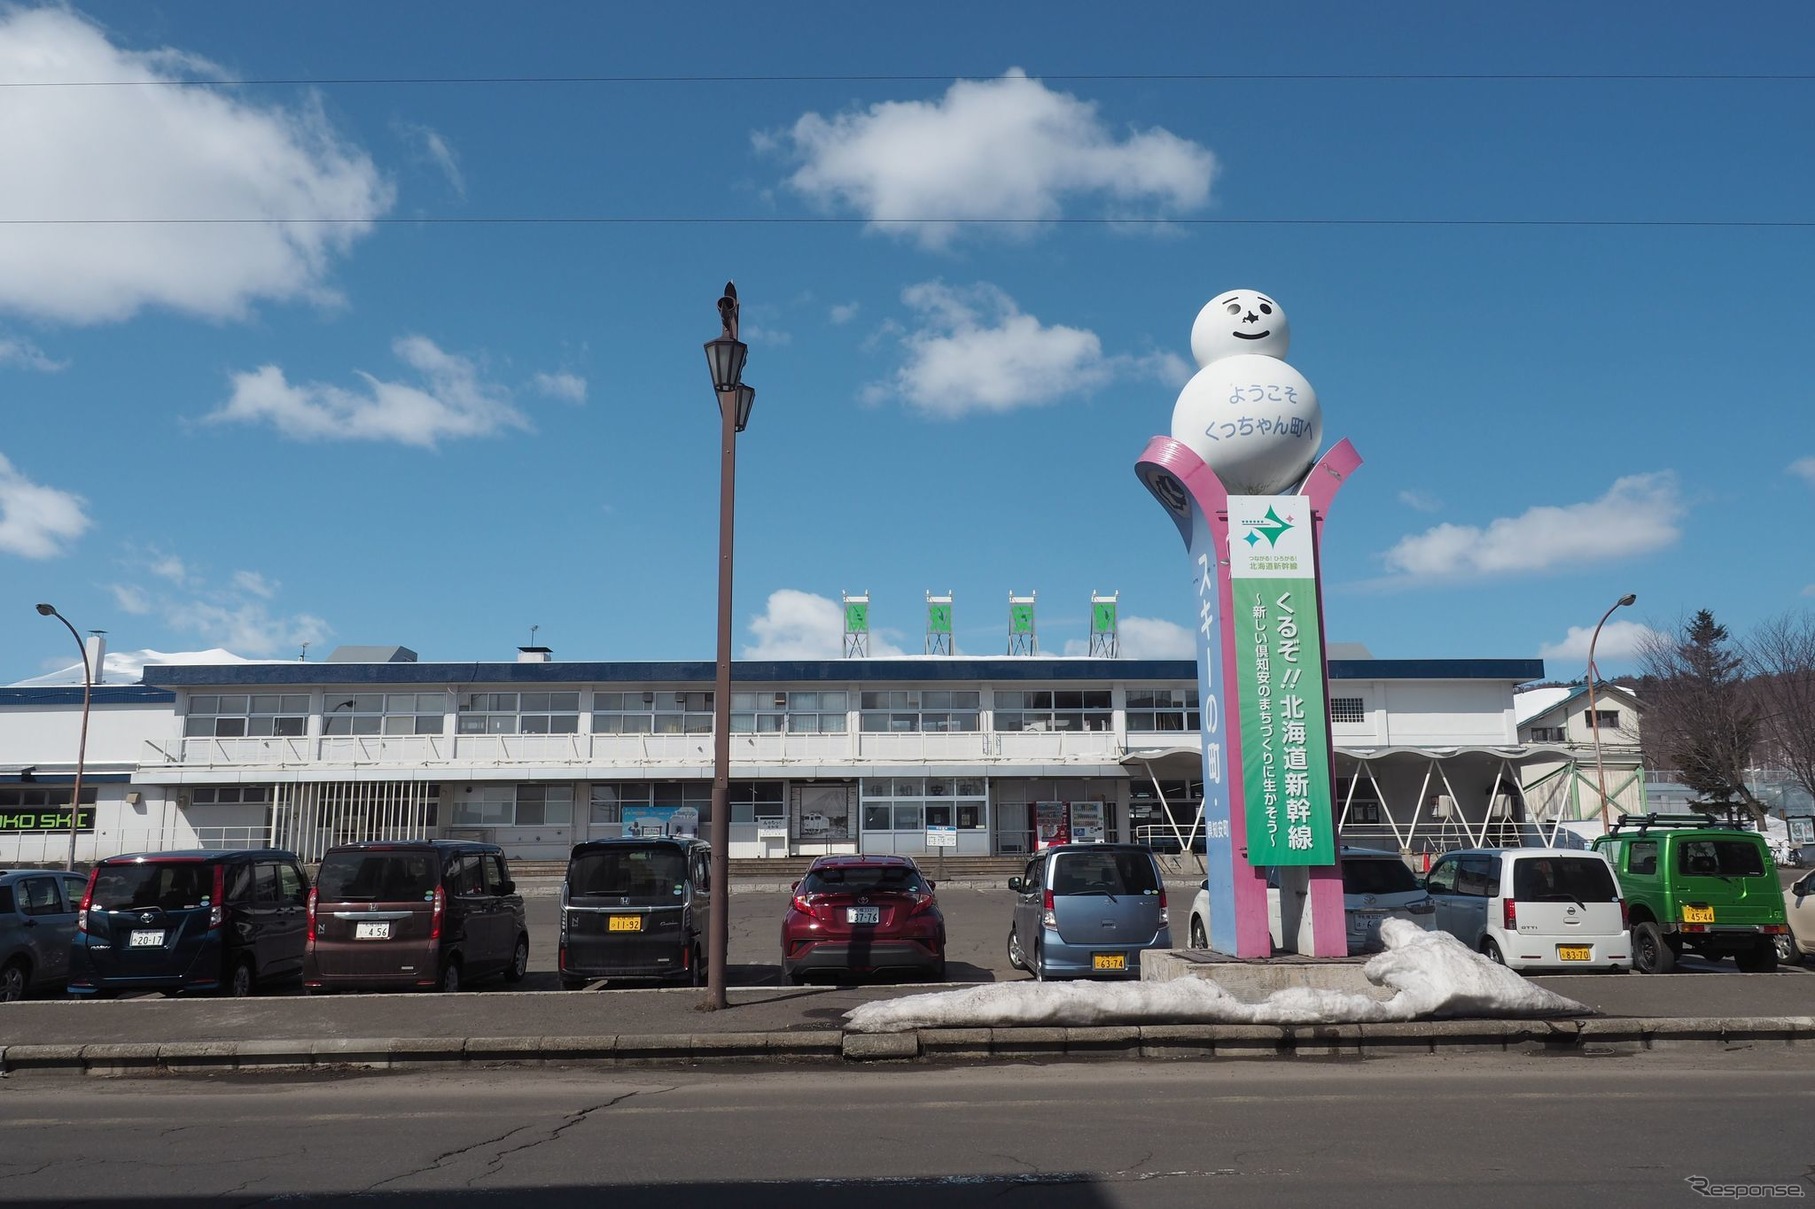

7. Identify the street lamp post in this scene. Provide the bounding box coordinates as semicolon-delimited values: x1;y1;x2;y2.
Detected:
703;281;754;1011
1588;592;1638;831
35;604;92;872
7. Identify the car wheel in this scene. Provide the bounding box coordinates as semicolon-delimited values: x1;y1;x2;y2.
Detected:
787;969;809;987
1483;939;1506;965
1773;933;1796;964
1735;942;1779;974
437;958;462;993
1006;927;1028;972
225;958;255;999
1632;922;1677;974
1189;917;1207;949
0;960;28;1003
502;936;529;984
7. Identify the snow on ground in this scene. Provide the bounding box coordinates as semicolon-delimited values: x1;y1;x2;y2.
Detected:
844;920;1589;1033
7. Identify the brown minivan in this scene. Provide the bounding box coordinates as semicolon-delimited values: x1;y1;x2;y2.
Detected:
303;840;529;993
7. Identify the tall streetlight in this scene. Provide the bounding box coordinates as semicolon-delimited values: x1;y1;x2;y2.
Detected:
703;281;754;1011
1588;592;1638;831
35;604;92;872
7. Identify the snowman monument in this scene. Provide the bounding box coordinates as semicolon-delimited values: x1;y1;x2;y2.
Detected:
1135;289;1361;959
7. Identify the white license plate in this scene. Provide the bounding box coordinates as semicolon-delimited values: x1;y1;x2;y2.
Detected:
129;930;164;948
847;906;881;925
354;921;391;940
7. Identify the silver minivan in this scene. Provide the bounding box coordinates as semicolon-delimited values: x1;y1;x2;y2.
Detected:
1423;847;1629;971
1006;844;1170;980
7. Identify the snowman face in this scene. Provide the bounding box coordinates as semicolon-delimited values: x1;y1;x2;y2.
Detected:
1191;289;1291;365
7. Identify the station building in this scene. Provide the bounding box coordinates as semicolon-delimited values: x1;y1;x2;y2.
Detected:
0;639;1604;866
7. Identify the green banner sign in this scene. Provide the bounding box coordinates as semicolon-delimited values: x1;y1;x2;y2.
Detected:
1229;496;1335;866
844;602;868;633
927;602;952;634
1091;600;1117;634
1010;603;1035;634
0;806;95;834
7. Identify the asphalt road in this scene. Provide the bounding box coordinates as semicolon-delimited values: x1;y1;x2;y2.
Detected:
1;1052;1809;1207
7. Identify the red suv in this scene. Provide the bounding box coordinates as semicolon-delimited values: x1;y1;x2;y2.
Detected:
780;854;945;985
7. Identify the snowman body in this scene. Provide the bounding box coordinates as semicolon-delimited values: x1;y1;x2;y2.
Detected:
1169;289;1323;496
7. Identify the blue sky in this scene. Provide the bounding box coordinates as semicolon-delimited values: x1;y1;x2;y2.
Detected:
4;2;1812;685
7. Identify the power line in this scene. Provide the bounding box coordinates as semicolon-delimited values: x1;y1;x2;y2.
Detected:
0;215;1808;229
3;71;1812;89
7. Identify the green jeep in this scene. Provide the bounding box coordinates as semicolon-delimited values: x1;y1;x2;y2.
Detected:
1592;813;1789;973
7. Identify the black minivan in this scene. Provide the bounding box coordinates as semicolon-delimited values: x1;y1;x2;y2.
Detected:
67;849;310;997
559;837;711;988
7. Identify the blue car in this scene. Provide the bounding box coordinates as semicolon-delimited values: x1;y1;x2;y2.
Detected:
1006;844;1171;979
1;869;88;1001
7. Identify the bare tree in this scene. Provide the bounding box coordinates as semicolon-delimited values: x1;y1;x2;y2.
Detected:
1745;610;1815;810
1636;609;1768;826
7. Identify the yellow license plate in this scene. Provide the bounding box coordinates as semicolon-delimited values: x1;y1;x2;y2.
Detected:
608;915;642;932
1557;946;1591;961
1091;953;1126;972
1682;905;1716;924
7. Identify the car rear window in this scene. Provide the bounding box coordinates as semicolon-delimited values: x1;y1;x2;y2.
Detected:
88;863;212;911
1676;839;1766;878
568;848;688;902
316;851;439;902
1342;856;1420;896
1512;857;1618;901
800;865;926;895
1051;851;1160;895
0;885;12;914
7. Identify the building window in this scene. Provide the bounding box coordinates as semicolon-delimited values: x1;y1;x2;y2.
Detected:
730;691;848;734
1126;687;1199;732
189;786;272;805
451;784;573;827
1128;780;1201;848
1329;697;1366;724
1586;709;1620;730
993;689;1112;732
860;777;987;831
592;691;714;735
324;692;447;736
588;781;714;836
0;787;97;810
184;695;310;738
858;690;980;733
457;692;579;735
1529;726;1566;743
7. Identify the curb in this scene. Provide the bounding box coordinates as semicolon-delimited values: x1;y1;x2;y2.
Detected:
4;1016;1812;1078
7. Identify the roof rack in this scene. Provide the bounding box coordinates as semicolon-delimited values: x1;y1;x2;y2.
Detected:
1605;811;1720;836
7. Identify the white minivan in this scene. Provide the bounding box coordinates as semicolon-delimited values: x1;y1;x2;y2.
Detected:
1422;848;1630;972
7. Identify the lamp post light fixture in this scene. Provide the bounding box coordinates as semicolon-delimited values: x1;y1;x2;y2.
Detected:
34;603;92;872
703;281;752;1011
1588;592;1638;831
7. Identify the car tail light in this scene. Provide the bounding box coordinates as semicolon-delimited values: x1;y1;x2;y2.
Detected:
1503;898;1518;931
1763;924;1788;935
558;943;567;971
1619;898;1630;929
305;886;318;943
1158;887;1168;911
790;893;821;920
209;866;226;930
429;885;445;940
1041;889;1057;930
907;892;936;917
77;871;96;934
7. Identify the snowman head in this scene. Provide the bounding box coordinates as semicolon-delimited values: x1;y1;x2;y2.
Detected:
1191;289;1290;366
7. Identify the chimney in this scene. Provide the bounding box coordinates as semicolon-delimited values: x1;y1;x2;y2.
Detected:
517;646;552;663
85;631;108;685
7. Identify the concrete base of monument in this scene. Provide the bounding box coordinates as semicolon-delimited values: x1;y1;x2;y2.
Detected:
1141;948;1394;1004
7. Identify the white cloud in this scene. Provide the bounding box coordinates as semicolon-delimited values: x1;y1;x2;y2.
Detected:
829;302;861;325
773;69;1216;250
395;120;464;196
232;570;277;598
206;335;533;448
109;583;152;615
1789;457;1815;486
743;589;907;659
532;372;588;404
0;452;90;557
864;282;1117;417
1061;615;1195;659
0;333;66;372
0;7;392;325
1538;618;1661;664
149;554;188;583
10;646;255;688
165;598;329;658
1377;472;1684;582
1397;489;1444;513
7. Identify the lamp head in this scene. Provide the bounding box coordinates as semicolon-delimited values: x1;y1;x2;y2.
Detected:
1617;593;1637;607
35;603;56;616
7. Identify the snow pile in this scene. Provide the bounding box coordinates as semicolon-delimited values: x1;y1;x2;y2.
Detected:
844;919;1588;1033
